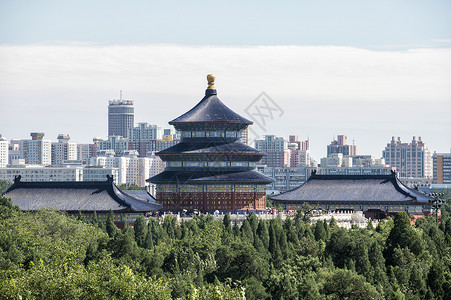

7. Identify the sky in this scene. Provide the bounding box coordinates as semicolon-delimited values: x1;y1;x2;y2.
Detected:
0;0;450;160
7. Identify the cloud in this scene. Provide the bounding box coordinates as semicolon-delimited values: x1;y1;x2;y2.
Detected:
432;39;451;43
0;44;450;159
1;44;450;100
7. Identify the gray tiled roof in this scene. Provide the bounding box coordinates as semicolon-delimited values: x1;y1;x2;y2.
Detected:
121;190;157;203
270;172;433;203
3;179;162;212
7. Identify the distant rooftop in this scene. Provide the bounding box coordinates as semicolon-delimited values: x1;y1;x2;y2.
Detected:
3;176;161;212
109;100;133;106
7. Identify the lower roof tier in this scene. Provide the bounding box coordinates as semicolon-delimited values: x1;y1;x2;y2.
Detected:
147;169;275;184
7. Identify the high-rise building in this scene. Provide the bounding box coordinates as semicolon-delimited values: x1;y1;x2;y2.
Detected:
255;135;291;167
20;133;52;166
90;154;129;185
129;123;161;142
51;134;78;165
147;153;165;178
8;139;20;165
90;149;156;187
128;125;180;157
382;136;432;179
327;135;357;156
77;138;102;165
108;98;134;138
288;135;310;167
289;135;309;150
98;135;129;155
433;150;451;184
0;135;8;168
8;139;21;165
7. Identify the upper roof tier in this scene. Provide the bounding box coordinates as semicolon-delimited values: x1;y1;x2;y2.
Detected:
169;75;253;126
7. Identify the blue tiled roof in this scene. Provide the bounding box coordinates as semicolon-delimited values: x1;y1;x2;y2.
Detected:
148;170;274;184
157;141;264;157
169;89;252;125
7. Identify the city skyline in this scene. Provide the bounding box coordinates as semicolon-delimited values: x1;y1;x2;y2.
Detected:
1;1;450;160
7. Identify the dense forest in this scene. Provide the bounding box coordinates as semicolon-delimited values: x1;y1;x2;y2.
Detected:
0;181;450;299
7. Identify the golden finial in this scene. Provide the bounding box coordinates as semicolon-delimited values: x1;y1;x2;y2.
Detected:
207;74;215;89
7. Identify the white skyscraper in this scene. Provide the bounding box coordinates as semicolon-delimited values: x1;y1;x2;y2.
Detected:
148;153;165;178
20;133;52;166
51;134;78;165
90;150;160;187
90;155;129;185
0;135;8;168
383;136;432;179
8;139;21;165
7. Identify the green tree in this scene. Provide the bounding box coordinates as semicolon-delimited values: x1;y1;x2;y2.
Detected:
284;217;299;246
106;209;118;237
240;219;254;244
322;269;380;299
134;215;148;248
385;212;424;265
0;179;13;194
215;241;269;282
77;210;86;222
427;259;445;299
222;213;232;232
314;221;327;241
368;241;388;287
92;210;99;227
256;220;269;250
0;194;19;218
118;183;141;190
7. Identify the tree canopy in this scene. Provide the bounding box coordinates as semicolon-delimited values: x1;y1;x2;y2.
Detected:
1;193;450;299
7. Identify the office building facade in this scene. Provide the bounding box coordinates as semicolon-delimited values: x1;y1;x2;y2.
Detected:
255;135;291;167
0;135;8;168
20;133;52;166
433;150;451;184
98;135;129;155
51;134;78;165
327;135;357;156
382;136;432;179
108;99;134;138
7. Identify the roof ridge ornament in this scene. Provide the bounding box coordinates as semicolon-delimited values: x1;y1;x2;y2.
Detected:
106;175;114;183
14;175;22;183
207;74;215;90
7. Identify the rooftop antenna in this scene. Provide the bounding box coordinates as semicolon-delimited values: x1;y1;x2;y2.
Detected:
120;90;122;100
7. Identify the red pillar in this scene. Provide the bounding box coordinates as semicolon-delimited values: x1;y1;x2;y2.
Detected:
253;191;257;211
231;192;235;214
203;192;207;212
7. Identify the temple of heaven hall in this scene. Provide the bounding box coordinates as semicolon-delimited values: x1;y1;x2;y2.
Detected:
147;75;274;213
